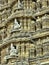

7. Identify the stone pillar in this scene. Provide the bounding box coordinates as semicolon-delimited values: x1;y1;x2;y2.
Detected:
28;19;31;31
30;0;32;10
26;43;30;58
24;18;26;31
35;48;37;57
45;18;49;28
42;21;46;29
21;43;24;59
20;19;23;31
22;18;24;31
30;47;35;58
37;45;42;57
36;39;42;57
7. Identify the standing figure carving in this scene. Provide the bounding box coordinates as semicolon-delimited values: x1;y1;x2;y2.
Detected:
10;43;18;56
14;19;21;29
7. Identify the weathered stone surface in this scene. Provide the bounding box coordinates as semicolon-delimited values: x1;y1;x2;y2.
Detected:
0;0;49;65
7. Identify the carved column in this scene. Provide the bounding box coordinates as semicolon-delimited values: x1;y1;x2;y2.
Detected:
23;0;26;9
36;39;42;57
45;18;49;28
28;19;31;31
30;47;35;58
26;43;30;58
21;43;24;59
36;45;42;57
20;19;23;31
30;0;32;10
42;15;47;29
24;18;26;31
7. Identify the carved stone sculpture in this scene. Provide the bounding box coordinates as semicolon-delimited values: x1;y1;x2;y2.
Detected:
0;0;49;65
10;43;17;56
14;18;21;29
18;0;23;9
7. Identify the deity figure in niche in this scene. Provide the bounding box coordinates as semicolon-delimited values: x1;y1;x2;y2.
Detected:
10;43;18;56
17;0;23;9
14;19;20;29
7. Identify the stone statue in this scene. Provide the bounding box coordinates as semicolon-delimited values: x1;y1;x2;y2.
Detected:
14;18;21;29
10;43;18;56
18;0;23;9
